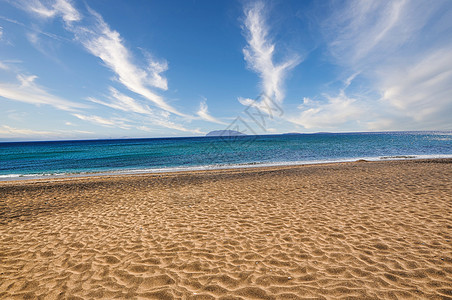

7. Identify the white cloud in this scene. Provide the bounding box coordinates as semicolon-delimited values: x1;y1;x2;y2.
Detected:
27;31;39;44
291;92;365;129
0;125;93;139
7;110;28;122
87;87;154;115
0;73;88;111
87;87;200;133
26;31;42;51
23;0;56;19
145;55;168;90
9;0;205;137
151;118;202;134
73;8;186;117
307;0;452;131
0;61;8;70
324;0;429;69
137;125;153;132
72;113;131;129
378;47;452;129
18;0;188;118
240;1;300;110
53;0;81;24
20;0;81;24
196;98;227;125
73;107;201;134
0;125;55;137
0;26;3;40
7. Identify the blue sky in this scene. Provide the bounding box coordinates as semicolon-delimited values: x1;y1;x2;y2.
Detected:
0;0;451;141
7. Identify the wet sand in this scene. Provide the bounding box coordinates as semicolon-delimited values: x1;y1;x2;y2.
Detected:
1;159;451;299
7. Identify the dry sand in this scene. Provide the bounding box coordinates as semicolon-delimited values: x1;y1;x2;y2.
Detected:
0;159;451;299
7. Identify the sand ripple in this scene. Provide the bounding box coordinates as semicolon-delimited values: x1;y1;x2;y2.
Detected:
1;159;451;299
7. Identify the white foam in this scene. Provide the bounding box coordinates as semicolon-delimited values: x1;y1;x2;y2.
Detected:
1;154;451;181
73;154;452;176
0;174;22;179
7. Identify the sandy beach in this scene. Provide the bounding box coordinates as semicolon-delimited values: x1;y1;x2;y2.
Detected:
1;159;451;299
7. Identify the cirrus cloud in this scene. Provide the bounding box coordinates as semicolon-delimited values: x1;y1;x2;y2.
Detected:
293;0;452;131
239;1;301;111
290;92;365;130
0;73;88;111
196;98;227;125
19;0;189;118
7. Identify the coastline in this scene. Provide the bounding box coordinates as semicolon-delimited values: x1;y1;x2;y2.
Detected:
1;159;451;298
1;154;452;182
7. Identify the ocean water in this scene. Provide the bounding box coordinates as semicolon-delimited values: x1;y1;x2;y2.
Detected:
1;131;451;180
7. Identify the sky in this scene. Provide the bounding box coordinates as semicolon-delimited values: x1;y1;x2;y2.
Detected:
0;0;451;141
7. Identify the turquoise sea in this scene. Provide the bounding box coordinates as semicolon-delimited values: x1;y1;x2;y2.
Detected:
1;131;451;180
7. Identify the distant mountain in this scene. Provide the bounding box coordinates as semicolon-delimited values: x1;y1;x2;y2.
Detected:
206;130;247;137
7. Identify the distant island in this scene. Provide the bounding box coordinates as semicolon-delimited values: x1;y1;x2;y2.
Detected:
206;130;247;137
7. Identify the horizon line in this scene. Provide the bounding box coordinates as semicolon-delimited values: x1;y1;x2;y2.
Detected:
1;129;451;144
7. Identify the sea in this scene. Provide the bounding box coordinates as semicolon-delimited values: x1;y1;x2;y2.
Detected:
1;131;451;180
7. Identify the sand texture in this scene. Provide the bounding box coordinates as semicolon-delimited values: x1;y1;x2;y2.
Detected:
1;159;451;299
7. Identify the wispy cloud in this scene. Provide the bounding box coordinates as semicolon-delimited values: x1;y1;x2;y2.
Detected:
0;61;8;70
6;109;28;122
73;8;187;116
290;92;365;129
196;98;227;125
153;119;202;134
87;87;154;116
18;0;188;118
19;0;81;24
72;113;131;129
72;111;202;134
144;52;169;91
296;0;452;131
377;47;452;129
0;14;69;43
87;87;202;133
53;0;81;23
0;125;93;139
324;0;413;68
25;31;62;62
10;0;206;136
240;1;301;110
0;73;88;111
0;125;55;136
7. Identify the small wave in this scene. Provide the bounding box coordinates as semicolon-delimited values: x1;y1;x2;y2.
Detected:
0;172;72;181
379;154;452;160
0;174;22;178
380;155;417;159
1;154;452;181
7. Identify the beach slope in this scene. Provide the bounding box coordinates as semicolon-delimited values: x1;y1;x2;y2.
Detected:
1;159;451;299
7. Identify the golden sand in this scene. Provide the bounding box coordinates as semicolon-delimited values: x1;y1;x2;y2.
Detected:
1;159;451;299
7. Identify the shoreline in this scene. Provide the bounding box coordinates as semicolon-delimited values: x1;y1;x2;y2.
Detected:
1;154;452;183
